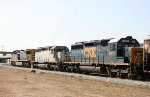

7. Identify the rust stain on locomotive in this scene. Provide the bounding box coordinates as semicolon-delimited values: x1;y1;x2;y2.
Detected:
130;47;143;65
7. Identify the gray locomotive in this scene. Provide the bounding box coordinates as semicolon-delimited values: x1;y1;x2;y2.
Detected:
34;46;69;70
11;46;70;70
11;49;35;67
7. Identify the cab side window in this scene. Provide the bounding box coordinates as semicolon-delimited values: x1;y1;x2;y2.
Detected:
110;44;116;51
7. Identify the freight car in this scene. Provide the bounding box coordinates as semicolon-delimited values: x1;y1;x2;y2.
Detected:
63;36;149;80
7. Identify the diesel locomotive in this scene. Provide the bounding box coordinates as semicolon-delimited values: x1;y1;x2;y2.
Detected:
11;49;35;67
63;36;147;79
33;46;69;69
11;36;150;80
11;46;70;69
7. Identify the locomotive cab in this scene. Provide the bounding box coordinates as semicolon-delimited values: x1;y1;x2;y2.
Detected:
108;36;140;63
11;50;19;65
51;46;70;62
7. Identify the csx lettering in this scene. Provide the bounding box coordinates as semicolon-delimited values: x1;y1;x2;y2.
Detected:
84;47;96;58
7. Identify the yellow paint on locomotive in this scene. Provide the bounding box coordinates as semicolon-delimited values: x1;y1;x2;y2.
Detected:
130;47;143;65
84;47;96;58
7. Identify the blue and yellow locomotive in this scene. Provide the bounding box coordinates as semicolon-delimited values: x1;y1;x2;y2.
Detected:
64;36;147;79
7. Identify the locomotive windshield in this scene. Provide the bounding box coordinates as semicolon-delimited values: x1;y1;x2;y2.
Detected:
85;43;95;46
101;39;110;46
26;51;30;54
71;45;83;50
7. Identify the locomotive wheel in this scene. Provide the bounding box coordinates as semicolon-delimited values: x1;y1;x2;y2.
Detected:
75;65;80;73
65;66;70;72
70;66;75;73
47;64;51;70
25;63;29;68
110;72;117;77
22;62;26;67
11;62;16;66
134;65;145;80
120;73;127;78
54;66;59;71
135;71;144;80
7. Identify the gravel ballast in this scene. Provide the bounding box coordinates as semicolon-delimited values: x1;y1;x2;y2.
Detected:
1;64;150;87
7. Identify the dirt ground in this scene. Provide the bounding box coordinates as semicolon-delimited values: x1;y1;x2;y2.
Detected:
0;67;150;97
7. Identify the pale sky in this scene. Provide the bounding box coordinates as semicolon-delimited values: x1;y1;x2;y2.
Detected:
0;0;150;51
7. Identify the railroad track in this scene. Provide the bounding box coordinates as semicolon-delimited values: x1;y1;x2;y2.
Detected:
1;64;150;87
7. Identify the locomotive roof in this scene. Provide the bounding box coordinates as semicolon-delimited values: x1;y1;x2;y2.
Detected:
144;35;150;40
51;46;68;49
26;49;35;51
108;38;120;43
84;40;101;44
44;46;52;48
74;42;85;44
72;42;83;46
36;46;52;49
36;47;44;50
13;50;20;52
108;36;138;43
36;46;68;50
51;46;57;49
72;39;112;46
101;38;114;41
